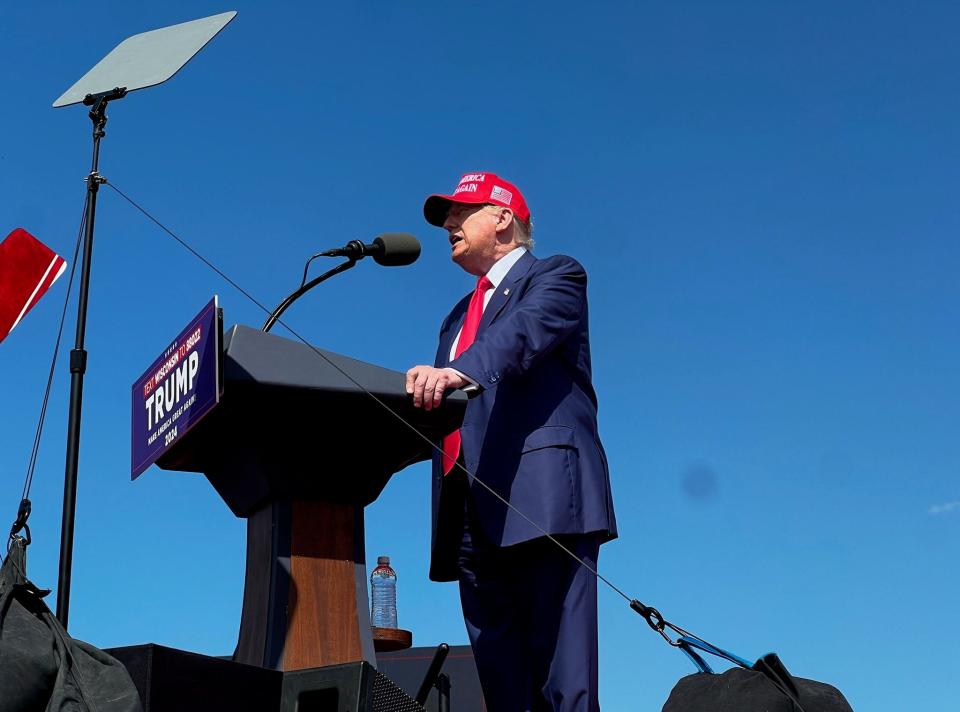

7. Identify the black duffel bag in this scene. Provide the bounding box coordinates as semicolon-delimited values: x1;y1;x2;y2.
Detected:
0;537;142;712
662;635;854;712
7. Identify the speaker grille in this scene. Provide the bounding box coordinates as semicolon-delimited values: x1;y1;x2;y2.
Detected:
372;670;425;712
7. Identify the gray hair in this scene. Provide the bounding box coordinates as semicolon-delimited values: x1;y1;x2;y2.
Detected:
485;204;535;251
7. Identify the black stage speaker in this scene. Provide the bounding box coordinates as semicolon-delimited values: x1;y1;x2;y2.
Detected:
376;645;485;712
105;644;280;711
281;662;424;712
106;644;431;711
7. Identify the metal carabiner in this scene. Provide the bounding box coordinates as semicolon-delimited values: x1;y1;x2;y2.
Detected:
9;498;31;538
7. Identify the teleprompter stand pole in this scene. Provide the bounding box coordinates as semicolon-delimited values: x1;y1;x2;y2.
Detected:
56;87;126;628
50;11;237;628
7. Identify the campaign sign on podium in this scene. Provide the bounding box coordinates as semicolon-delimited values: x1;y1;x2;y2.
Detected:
131;297;222;479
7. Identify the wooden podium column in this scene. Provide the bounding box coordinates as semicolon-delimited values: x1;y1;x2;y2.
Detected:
285;500;372;670
233;498;376;671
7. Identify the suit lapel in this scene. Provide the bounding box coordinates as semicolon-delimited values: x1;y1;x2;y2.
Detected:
436;295;470;367
478;250;536;333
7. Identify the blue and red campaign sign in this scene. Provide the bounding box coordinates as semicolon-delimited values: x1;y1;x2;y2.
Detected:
131;297;222;479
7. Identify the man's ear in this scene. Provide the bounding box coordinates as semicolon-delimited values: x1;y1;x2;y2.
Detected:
494;207;515;235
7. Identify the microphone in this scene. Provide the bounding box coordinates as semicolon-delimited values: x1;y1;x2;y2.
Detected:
323;232;421;266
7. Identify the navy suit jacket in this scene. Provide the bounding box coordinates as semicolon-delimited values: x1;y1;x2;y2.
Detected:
429;250;617;581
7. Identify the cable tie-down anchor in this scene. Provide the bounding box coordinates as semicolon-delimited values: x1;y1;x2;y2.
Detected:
9;497;32;546
630;599;680;646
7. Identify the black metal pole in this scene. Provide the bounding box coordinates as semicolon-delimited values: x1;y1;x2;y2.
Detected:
56;88;124;627
437;673;451;712
415;643;450;706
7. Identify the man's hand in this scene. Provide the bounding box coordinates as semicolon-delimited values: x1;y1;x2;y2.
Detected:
405;365;467;410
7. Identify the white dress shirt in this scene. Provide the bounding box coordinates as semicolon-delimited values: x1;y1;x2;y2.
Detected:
448;246;527;386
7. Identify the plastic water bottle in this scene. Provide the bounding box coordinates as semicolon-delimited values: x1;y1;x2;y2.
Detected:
370;555;398;629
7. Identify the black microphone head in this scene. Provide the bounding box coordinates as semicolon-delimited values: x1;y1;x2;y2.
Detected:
372;232;421;266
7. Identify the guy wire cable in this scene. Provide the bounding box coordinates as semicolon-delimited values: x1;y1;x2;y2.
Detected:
104;179;690;645
6;196;90;558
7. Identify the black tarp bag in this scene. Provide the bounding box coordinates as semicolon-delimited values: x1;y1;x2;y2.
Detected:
0;537;142;712
662;635;854;712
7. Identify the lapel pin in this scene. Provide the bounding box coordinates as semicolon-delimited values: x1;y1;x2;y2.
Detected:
503;288;511;296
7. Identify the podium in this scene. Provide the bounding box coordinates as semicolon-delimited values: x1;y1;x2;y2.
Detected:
156;325;467;672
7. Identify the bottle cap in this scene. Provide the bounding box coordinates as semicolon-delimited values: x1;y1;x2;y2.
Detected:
377;556;390;565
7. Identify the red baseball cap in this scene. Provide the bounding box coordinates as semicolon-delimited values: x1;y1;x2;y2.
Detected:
423;172;531;227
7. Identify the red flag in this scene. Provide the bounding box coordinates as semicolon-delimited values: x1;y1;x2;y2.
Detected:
0;228;67;343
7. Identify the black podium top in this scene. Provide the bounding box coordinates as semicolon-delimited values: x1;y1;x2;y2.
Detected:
157;325;467;516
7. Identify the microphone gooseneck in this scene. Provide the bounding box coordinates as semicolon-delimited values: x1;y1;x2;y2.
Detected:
262;233;421;332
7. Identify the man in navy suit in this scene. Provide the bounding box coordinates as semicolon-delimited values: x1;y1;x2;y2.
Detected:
406;172;617;711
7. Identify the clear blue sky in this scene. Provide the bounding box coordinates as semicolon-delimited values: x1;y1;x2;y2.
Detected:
2;2;957;709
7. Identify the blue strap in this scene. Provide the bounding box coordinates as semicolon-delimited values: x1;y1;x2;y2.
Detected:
677;640;714;674
678;635;754;672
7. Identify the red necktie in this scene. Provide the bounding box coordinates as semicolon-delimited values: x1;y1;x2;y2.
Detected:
442;275;493;475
